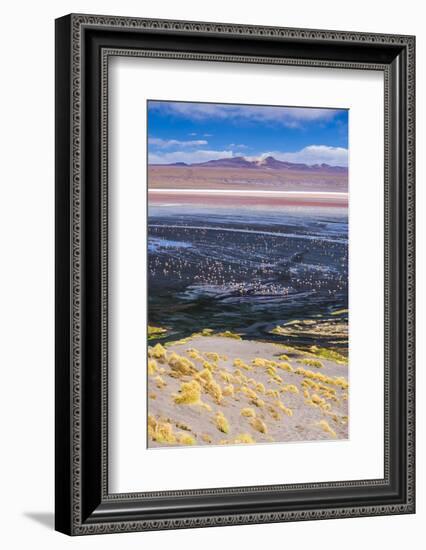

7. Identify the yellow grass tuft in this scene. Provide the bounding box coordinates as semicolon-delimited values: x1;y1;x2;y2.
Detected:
301;378;320;391
278;362;294;373
205;352;221;362
149;343;167;361
173;380;202;405
251;397;265;408
265;389;280;399
177;432;196;445
149;392;157;400
148;415;156;430
328;413;339;423
148;358;157;376
201;433;213;443
202;360;216;372
268;370;283;385
219;370;234;383
255;382;266;394
154;375;166;389
216;330;242;339
234;433;255;444
233;358;252;371
252;358;279;369
267;405;281;420
319;383;336;394
223;384;235;397
334;377;349;390
298;358;324;368
252;357;268;367
295;366;307;376
278;354;290;361
269;374;283;386
204;379;223;404
186;348;204;362
148;325;167;336
215;411;230;434
233;369;248;383
295;367;342;388
282;384;299;394
241;386;258;400
241;407;256;418
193;368;223;403
275;400;293;417
308;394;331;411
148;417;176;444
318;420;337;438
319;388;338;402
310;393;324;406
251;417;268;434
168;352;197;376
196;368;214;384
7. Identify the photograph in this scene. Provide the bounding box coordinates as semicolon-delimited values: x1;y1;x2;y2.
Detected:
146;100;349;448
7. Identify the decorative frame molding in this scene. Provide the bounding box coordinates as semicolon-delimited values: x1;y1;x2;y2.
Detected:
55;14;415;535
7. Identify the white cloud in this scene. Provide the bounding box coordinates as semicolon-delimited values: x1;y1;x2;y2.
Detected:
258;145;348;166
149;149;234;165
148;144;348;167
149;101;341;127
148;137;208;148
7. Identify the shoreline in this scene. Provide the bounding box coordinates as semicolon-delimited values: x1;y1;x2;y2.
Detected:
149;188;348;196
148;189;348;208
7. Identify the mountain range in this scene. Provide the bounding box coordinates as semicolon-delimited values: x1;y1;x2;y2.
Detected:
150;156;347;173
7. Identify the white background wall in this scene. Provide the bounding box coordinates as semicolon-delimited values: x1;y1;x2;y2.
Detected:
0;0;422;548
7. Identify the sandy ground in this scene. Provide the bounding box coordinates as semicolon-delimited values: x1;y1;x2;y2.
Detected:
147;335;348;448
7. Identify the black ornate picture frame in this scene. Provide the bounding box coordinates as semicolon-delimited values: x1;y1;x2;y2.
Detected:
55;13;415;535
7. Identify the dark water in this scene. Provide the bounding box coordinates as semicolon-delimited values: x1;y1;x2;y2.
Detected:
148;204;348;347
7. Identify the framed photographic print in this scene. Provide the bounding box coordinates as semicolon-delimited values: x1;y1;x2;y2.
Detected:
55;14;415;535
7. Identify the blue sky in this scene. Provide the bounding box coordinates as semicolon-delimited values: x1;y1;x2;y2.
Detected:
147;100;348;166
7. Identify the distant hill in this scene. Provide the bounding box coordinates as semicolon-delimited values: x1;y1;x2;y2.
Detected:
150;156;347;174
194;157;257;169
